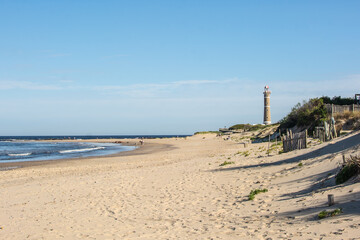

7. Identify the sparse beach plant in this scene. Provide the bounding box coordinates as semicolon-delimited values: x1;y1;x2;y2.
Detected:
194;131;221;135
243;151;250;157
219;161;235;166
335;155;360;184
248;188;268;200
235;151;250;157
271;142;282;147
334;111;360;131
298;162;303;167
318;208;342;219
229;124;270;132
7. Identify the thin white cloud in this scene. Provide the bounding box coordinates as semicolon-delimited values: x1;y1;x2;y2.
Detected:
91;74;360;100
93;78;238;97
1;74;358;101
0;80;63;90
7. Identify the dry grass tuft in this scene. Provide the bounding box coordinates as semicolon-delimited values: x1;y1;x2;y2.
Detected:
334;111;360;130
336;155;360;184
334;111;360;121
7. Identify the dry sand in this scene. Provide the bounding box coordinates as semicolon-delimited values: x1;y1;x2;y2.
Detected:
1;132;360;239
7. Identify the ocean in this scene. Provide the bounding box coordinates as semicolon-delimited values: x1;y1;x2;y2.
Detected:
0;135;188;163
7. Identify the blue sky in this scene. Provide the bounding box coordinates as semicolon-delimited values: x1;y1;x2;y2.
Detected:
0;1;359;135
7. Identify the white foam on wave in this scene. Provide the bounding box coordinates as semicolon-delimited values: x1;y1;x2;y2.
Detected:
59;147;105;154
8;153;32;157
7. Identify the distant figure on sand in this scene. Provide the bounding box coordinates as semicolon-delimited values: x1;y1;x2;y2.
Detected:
140;139;144;145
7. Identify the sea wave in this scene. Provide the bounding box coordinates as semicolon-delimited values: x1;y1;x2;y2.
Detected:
8;153;32;157
59;147;105;154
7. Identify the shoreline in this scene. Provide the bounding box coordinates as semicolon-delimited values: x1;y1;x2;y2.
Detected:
0;139;175;170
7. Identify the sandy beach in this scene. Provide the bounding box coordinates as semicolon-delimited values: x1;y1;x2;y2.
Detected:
1;133;360;239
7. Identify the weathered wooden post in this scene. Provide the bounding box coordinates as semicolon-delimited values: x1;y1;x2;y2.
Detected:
328;194;335;206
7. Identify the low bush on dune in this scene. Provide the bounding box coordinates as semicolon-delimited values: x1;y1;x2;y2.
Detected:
318;208;342;219
336;155;360;184
279;98;327;134
248;188;268;200
321;96;355;105
194;131;221;135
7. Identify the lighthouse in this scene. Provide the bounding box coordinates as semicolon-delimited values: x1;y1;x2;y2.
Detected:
263;85;271;125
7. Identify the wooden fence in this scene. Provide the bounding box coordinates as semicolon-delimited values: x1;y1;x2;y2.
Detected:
313;120;337;142
282;130;307;153
325;104;360;115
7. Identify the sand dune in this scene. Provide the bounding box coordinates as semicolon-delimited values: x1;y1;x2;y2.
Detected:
1;132;360;239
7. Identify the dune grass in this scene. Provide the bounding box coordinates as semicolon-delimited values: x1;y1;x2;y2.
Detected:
248;188;268;200
236;151;250;157
318;208;342;219
194;131;221;135
336;155;360;184
219;161;235;166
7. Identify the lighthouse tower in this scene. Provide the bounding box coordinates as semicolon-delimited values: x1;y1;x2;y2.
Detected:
263;85;271;125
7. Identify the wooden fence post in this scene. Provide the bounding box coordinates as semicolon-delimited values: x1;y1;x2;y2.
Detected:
328;194;335;206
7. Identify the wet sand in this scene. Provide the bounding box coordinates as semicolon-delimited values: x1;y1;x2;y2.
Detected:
0;139;174;170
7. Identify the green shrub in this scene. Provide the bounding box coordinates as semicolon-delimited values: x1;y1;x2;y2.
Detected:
335;155;360;184
248;188;268;200
279;98;327;134
194;131;221;135
321;96;355;105
318;208;342;219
